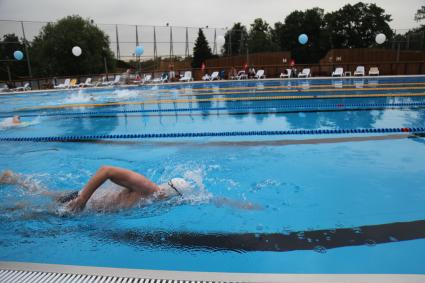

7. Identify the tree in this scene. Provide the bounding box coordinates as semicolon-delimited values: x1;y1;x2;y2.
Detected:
247;18;278;53
415;6;425;22
222;23;248;56
0;34;28;80
271;8;330;63
30;15;115;76
192;29;213;68
324;2;393;48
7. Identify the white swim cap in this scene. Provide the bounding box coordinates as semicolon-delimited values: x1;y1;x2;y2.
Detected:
170;178;190;191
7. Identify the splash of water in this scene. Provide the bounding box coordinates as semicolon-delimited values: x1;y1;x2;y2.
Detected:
63;90;94;104
112;89;140;100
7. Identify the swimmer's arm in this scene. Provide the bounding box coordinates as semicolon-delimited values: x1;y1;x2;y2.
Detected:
68;166;159;212
212;197;262;211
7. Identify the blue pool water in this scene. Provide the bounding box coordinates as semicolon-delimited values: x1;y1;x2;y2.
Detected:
0;76;425;274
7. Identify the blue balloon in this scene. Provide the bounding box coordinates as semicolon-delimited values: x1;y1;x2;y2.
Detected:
298;34;308;45
135;45;144;56
14;50;24;60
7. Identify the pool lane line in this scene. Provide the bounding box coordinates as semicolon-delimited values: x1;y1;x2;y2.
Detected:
47;106;425;120
15;92;425;111
5;101;425;118
108;219;425;253
55;134;414;146
178;85;425;97
0;127;423;142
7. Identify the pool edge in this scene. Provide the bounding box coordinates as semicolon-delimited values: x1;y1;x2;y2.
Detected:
1;261;424;283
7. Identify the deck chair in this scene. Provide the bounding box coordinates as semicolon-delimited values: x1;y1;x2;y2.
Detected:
236;71;248;80
13;83;31;91
298;68;311;78
369;67;380;76
254;70;266;79
0;83;9;92
143;74;152;84
354;66;365;76
152;73;168;83
179;71;193;82
102;75;121;86
160;73;169;83
280;69;292;78
69;79;78;88
210;71;219;81
54;78;71;89
78;78;94;87
202;74;211;81
332;67;344;77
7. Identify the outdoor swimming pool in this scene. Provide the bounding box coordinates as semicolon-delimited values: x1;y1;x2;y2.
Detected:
0;76;424;274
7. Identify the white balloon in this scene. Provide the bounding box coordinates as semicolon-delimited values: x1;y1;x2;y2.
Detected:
216;35;225;46
375;33;386;45
72;46;82;57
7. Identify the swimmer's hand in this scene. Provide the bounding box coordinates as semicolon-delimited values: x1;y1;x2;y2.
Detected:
66;197;86;213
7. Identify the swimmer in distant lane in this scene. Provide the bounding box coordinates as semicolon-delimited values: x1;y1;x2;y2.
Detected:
0;166;261;214
12;115;21;124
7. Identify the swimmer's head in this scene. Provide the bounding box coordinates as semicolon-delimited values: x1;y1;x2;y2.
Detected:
12;115;21;124
159;178;191;197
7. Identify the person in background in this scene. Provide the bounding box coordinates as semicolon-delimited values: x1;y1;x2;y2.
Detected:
248;66;256;78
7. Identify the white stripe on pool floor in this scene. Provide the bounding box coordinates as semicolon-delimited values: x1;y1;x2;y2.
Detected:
1;261;424;283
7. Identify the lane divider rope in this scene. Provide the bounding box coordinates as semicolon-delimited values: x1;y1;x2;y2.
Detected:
3;102;425;118
1;127;423;142
15;92;425;111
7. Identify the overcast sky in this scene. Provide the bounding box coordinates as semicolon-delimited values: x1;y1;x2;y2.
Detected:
0;0;422;30
0;0;423;58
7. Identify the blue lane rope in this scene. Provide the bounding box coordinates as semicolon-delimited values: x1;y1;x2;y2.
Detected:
1;101;425;118
0;127;423;142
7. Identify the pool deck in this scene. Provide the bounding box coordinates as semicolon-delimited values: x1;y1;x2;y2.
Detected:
0;261;424;283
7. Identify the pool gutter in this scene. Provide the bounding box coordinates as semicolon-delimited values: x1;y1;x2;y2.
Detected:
1;261;424;283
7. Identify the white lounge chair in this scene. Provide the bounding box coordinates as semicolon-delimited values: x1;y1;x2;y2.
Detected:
202;74;211;81
78;78;94;87
152;73;168;83
254;70;266;79
354;66;365;76
332;67;344;77
236;71;248;80
280;69;292;78
143;74;152;84
210;71;219;81
0;83;10;93
298;68;311;78
369;67;380;76
54;78;71;89
179;71;193;82
102;75;121;86
13;82;31;91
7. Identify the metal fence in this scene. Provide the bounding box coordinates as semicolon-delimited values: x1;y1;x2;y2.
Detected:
0;19;227;61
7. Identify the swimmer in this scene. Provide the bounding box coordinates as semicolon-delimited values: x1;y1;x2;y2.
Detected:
0;166;261;213
0;115;21;127
0;115;35;129
12;115;21;124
